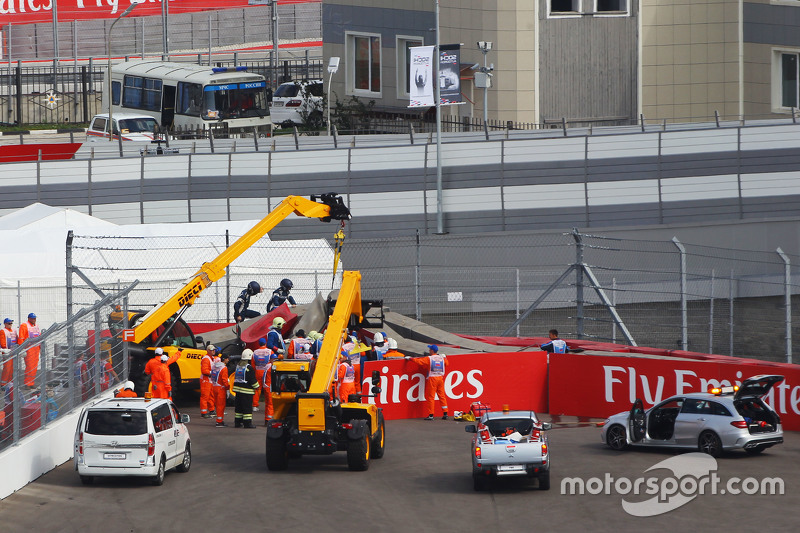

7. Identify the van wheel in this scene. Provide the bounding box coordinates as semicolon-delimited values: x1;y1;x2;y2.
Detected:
79;475;94;485
151;457;166;486
176;443;191;472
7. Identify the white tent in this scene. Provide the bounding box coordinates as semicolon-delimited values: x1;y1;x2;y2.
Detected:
0;204;337;325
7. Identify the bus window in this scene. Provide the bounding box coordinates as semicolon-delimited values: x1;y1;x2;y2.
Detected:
111;81;121;106
123;75;163;112
177;82;204;117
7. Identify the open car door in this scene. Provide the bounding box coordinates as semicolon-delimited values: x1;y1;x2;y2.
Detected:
628;398;646;443
735;375;784;399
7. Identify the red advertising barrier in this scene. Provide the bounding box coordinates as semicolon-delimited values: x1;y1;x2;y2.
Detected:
0;143;82;162
360;351;548;421
0;1;320;25
549;353;800;431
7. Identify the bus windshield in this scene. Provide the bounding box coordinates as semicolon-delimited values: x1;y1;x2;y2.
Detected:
203;83;268;119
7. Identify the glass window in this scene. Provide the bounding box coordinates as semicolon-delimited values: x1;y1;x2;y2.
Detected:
781;53;798;108
86;410;147;435
177;82;204;116
351;34;381;95
551;0;580;13
397;37;423;98
709;401;732;417
596;0;626;11
92;118;107;133
122;75;162;112
151;404;174;433
111;81;121;106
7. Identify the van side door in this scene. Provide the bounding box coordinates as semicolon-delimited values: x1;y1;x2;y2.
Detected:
150;402;177;469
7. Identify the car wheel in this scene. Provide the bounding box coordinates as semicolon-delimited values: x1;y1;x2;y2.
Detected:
473;474;486;492
151;457;166;486
79;475;94;485
745;445;765;455
538;470;551;491
371;412;386;459
266;437;288;471
176;443;191;473
606;424;628;451
698;431;723;458
280;120;295;129
347;432;370;471
306;111;324;130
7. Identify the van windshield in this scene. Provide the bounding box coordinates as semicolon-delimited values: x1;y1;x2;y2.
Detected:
86;410;148;435
118;118;157;133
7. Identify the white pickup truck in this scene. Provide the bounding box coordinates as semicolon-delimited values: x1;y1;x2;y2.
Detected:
465;409;552;491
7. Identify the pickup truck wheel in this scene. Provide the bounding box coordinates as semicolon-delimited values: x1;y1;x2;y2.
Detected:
266;437;288;471
538;470;551;491
347;432;370;471
371;413;386;459
472;474;486;492
606;424;628;451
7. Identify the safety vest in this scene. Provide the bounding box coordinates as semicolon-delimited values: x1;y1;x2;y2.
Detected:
429;354;446;377
551;339;567;353
292;338;311;359
2;328;17;345
201;354;213;382
373;344;388;360
211;361;227;387
253;348;270;370
267;329;285;354
234;365;247;384
342;364;356;384
261;363;273;389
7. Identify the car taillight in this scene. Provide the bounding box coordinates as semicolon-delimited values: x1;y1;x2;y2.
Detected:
147;433;155;456
731;420;748;429
475;446;481;459
79;432;83;455
541;443;548;456
286;99;302;107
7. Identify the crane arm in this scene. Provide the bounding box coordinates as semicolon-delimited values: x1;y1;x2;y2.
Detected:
130;194;350;344
307;270;363;394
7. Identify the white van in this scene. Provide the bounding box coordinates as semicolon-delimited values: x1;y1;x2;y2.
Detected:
86;113;159;142
74;397;191;486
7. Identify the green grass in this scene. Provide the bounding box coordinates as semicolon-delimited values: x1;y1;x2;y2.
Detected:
0;123;87;132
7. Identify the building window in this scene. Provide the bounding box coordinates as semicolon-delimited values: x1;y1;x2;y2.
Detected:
551;0;580;14
781;53;798;108
347;33;381;96
397;36;423;99
596;0;627;13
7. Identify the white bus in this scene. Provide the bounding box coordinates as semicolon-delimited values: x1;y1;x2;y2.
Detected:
104;60;271;134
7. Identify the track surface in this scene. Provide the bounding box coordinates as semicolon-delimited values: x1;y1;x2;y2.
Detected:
1;404;797;533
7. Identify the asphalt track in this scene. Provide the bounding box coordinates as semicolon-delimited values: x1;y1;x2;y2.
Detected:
1;404;797;533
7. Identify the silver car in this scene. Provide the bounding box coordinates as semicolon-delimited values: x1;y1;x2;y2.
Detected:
600;374;784;457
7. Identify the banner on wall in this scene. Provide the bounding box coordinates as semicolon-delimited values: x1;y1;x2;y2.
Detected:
549;353;800;431
360;351;548;420
438;43;461;105
408;45;434;108
0;0;315;25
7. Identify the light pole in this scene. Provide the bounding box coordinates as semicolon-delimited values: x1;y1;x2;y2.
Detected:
326;57;340;136
107;2;140;141
476;41;493;127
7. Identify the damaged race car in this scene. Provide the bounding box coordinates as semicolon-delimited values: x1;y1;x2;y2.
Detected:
600;374;784;457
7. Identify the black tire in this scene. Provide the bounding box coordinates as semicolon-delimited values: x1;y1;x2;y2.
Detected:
347;432;370;471
698;431;723;458
170;368;182;401
151;457;166;486
306;111;324;129
176;443;191;473
280;120;295;129
266;437;288;471
745;445;765;455
538;470;551;491
606;424;628;451
473;474;486;491
79;475;94;485
371;413;386;459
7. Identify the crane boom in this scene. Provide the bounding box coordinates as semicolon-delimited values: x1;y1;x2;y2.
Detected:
130;194;350;344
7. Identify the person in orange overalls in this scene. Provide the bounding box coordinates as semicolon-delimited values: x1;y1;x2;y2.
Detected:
252;338;270;412
406;344;450;420
100;353;119;391
260;352;277;424
17;313;41;387
1;318;17;389
75;352;91;403
200;345;216;418
114;381;138;398
337;354;358;403
150;350;183;399
211;352;230;427
383;338;405;359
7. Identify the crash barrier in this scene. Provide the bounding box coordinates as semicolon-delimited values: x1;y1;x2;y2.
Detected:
363;340;800;431
0;284;136;453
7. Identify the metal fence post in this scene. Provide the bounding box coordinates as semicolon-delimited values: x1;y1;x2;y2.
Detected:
672;237;687;350
709;269;715;354
515;268;520;338
612;277;617;343
573;229;584;339
94;307;102;396
729;269;735;357
415;229;422;322
777;248;792;364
